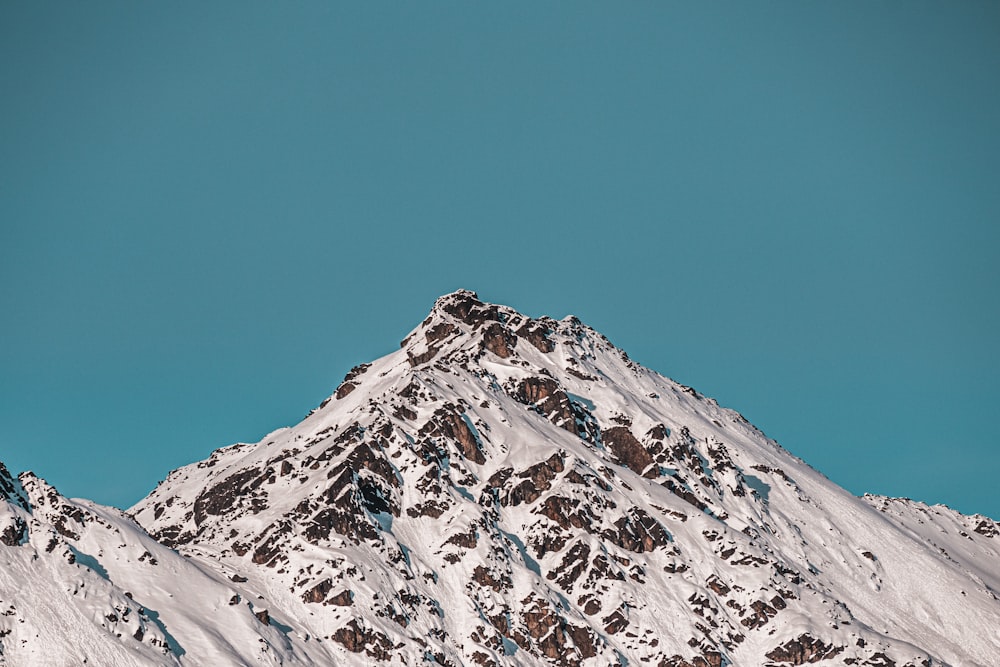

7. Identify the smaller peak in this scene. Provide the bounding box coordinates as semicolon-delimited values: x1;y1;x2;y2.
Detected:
17;470;55;496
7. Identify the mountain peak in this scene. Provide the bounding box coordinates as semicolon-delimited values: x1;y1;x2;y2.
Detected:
123;292;1000;666
432;288;481;312
399;290;561;368
5;291;998;666
426;289;512;329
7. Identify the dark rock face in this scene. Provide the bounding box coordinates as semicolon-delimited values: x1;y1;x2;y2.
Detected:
1;465;30;547
516;376;560;405
407;346;440;367
974;519;998;538
425;322;457;344
764;633;844;664
513;377;599;443
602;426;656;477
435;290;501;329
504;454;565;507
0;464;28;510
332;619;395;660
516;320;555;353
193;469;266;526
481;322;517;358
302;578;334;603
421;405;486;465
0;515;27;546
336;363;372;400
606;508;671;553
660;653;723;667
329;589;354;606
512;596;597;666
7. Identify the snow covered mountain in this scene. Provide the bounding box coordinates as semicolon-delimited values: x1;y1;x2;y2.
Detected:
3;290;999;666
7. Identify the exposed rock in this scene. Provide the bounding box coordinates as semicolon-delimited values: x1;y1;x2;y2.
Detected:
329;589;354;606
302;578;334;603
446;528;478;549
0;515;27;546
435;290;501;328
407;346;441;367
764;633;844;664
974;519;997;538
548;541;591;589
472;565;511;593
516;320;555;353
335;363;372;400
604;508;671;553
602;608;628;634
660;652;723;667
425;322;457;344
193;468;266;526
514;377;598;443
332;619;395;660
602;426;656;477
481;322;517;358
440;409;486;465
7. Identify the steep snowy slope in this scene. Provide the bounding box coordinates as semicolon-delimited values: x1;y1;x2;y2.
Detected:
128;290;1000;667
0;462;342;665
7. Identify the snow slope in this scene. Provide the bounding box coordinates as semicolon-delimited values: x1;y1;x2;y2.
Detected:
0;463;341;665
3;290;998;666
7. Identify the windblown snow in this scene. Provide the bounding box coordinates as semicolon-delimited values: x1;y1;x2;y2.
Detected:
2;290;998;666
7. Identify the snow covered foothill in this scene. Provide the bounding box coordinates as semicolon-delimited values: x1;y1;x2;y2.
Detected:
0;464;336;665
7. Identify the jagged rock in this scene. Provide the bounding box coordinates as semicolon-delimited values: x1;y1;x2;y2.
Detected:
514;377;598;442
974;519;997;538
429;405;486;464
481;322;517;358
603;426;656;477
0;515;27;546
332;619;395;660
336;363;372;399
407;345;440;367
516;320;555;353
764;633;844;664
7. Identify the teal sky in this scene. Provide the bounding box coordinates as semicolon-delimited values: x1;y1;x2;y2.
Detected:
2;3;998;518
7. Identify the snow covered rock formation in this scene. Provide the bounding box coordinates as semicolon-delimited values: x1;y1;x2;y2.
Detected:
3;290;999;666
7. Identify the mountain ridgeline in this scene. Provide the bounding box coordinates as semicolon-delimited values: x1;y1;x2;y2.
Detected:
2;290;999;666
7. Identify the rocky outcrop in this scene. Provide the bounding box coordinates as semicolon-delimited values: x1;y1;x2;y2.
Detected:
513;377;599;443
481;322;517;358
764;634;844;664
603;426;656;477
336;363;372;399
333;619;396;660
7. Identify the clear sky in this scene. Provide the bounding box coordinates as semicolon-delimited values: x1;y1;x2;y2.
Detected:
2;3;998;518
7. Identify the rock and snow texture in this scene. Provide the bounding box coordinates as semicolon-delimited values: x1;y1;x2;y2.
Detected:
0;462;331;666
3;290;999;666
